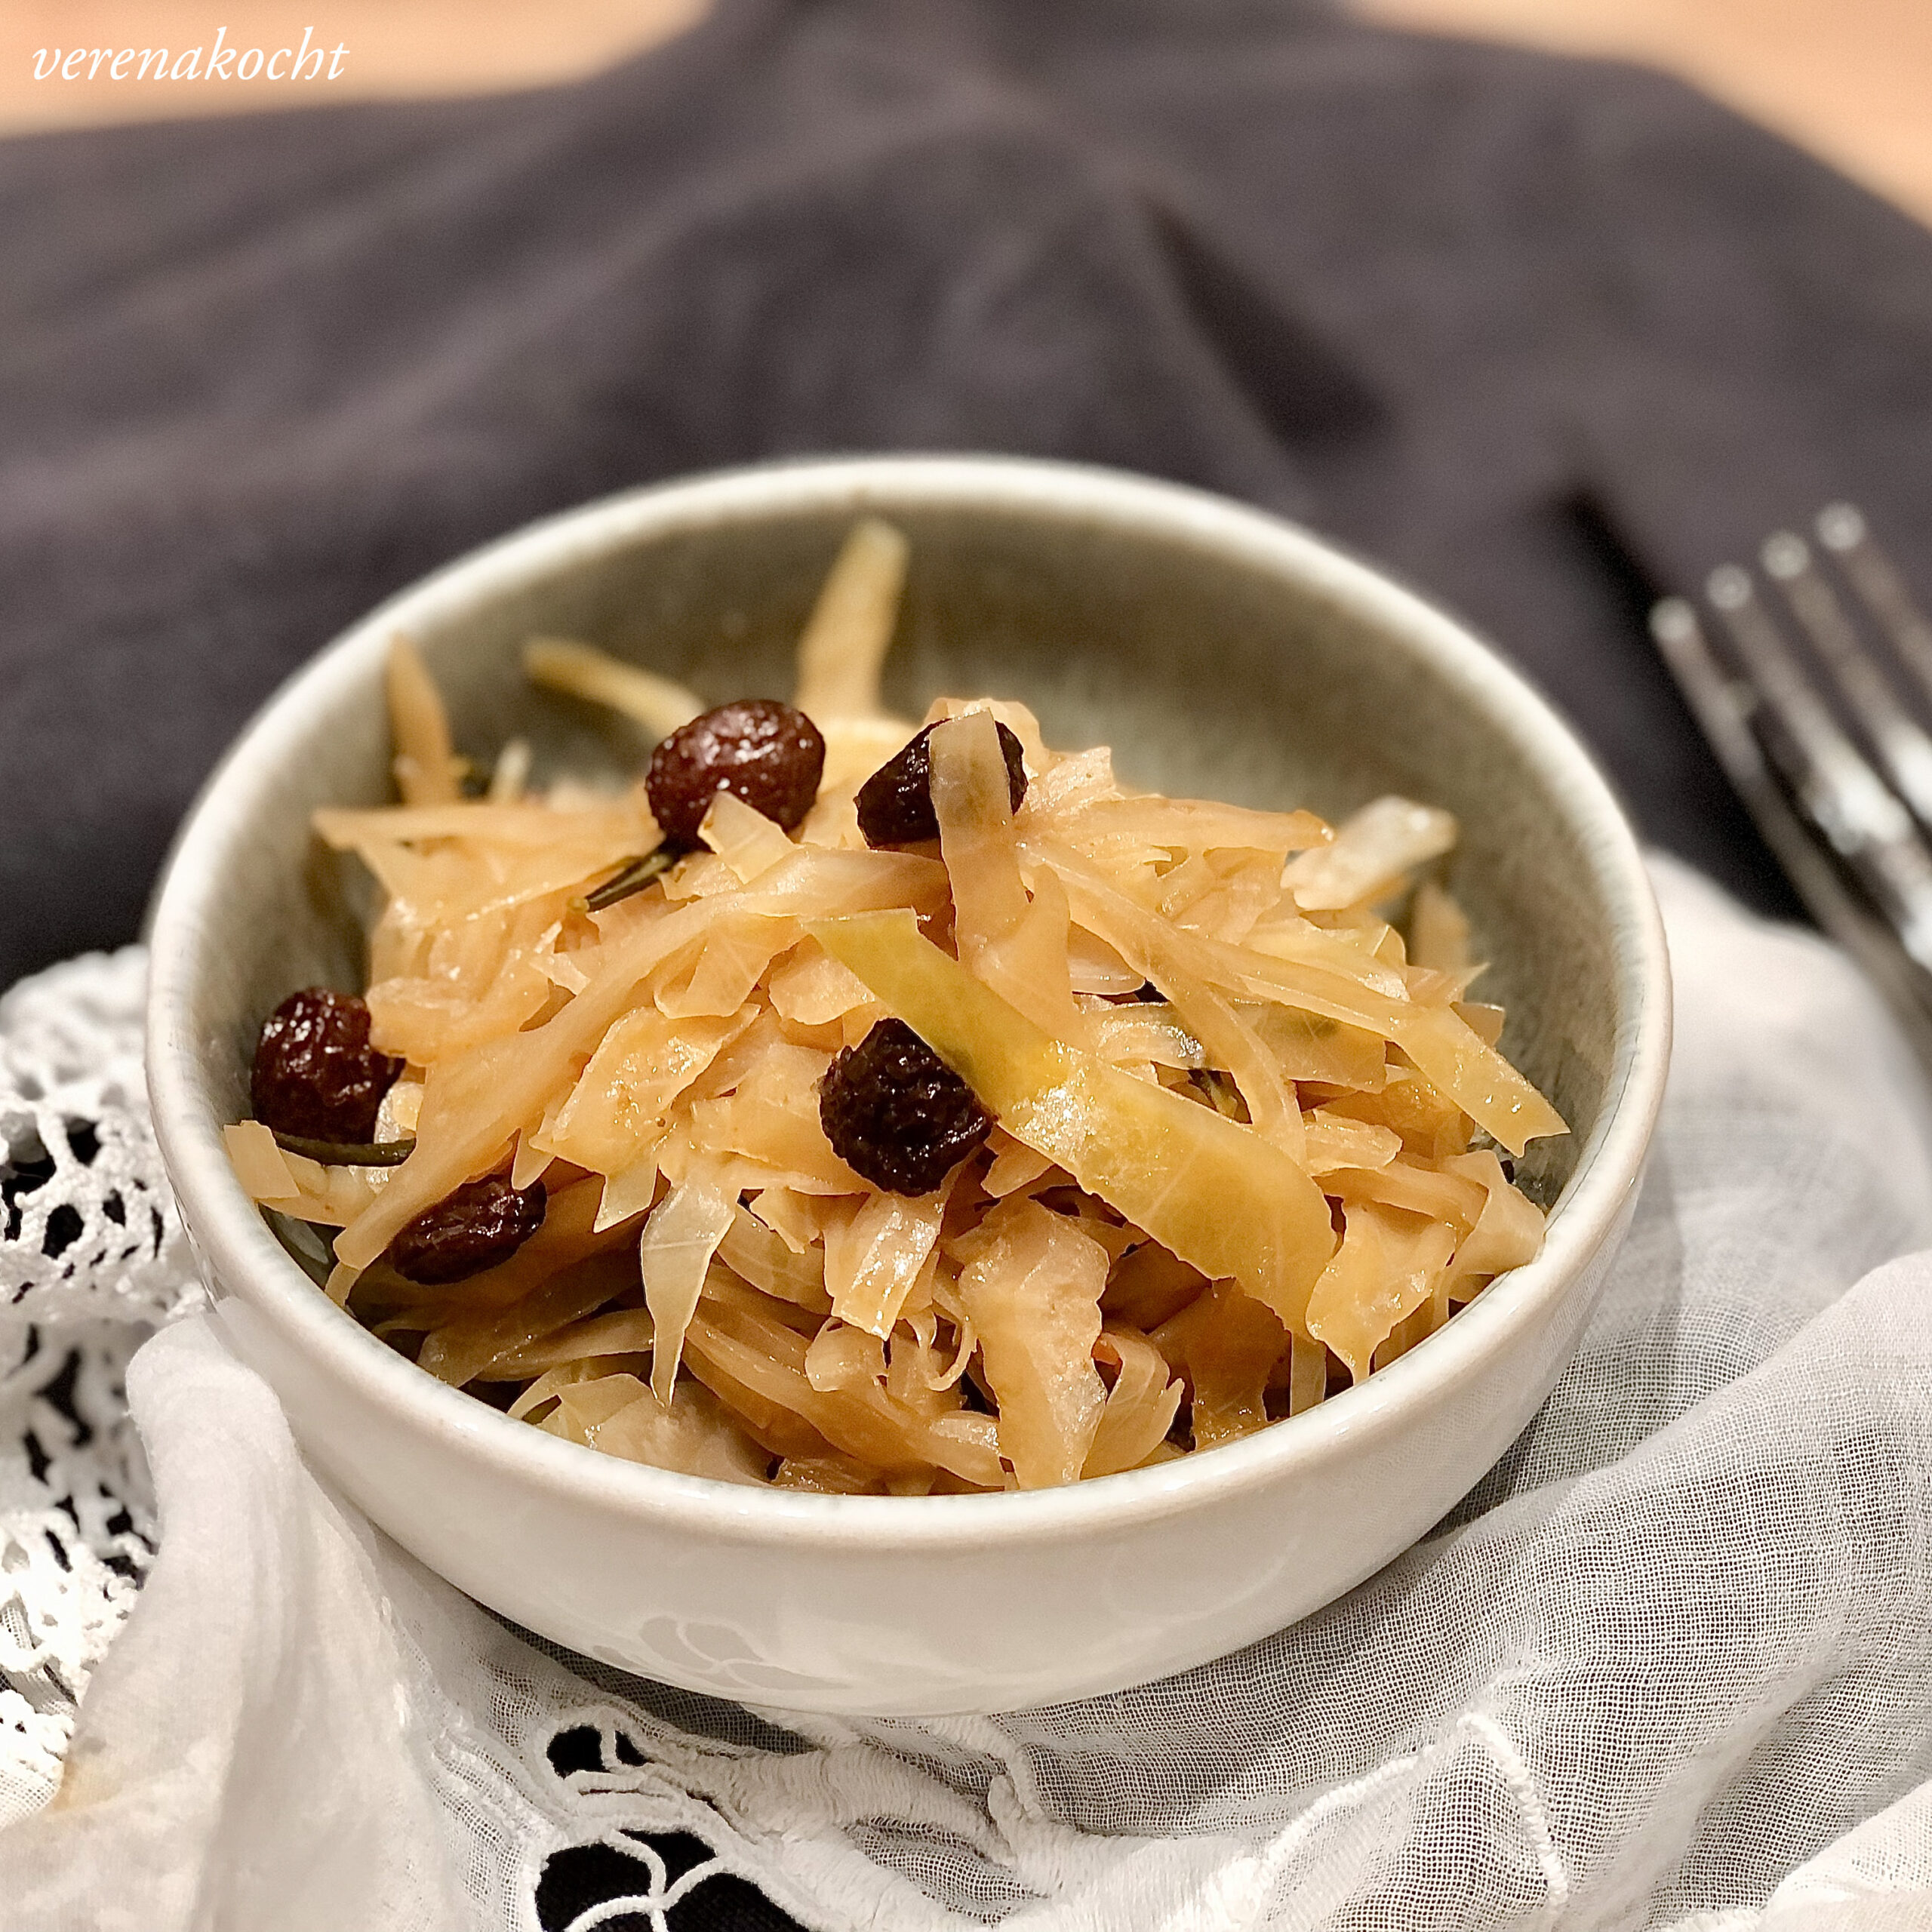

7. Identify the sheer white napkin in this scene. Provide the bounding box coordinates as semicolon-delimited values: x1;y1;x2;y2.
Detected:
4;854;1931;1930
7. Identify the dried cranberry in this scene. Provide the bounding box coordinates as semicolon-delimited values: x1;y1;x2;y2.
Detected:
856;720;1027;848
251;989;402;1144
645;699;826;846
387;1177;546;1284
820;1019;992;1195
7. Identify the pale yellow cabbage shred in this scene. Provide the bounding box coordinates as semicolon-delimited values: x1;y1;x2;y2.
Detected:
230;521;1566;1492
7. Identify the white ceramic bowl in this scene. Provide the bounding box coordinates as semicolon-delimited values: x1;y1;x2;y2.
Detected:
146;456;1669;1717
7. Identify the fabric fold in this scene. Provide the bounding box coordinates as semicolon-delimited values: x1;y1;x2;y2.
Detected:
0;1320;467;1932
14;0;1932;978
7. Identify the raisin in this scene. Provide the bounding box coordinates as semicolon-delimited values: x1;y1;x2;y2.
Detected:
855;721;1027;847
251;989;403;1144
645;698;826;846
387;1177;546;1284
820;1019;992;1195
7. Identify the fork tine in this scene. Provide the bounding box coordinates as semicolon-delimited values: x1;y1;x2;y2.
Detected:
1817;503;1932;711
1759;530;1932;826
1703;565;1909;857
1651;592;1932;1060
1648;596;1764;777
1650;520;1932;1062
1700;563;1932;972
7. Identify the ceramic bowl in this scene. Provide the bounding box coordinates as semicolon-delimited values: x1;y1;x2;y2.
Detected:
146;456;1670;1716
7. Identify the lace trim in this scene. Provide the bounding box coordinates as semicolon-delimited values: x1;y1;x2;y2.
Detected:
0;950;195;1823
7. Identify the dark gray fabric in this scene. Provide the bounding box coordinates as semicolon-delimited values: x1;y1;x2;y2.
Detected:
11;0;1932;992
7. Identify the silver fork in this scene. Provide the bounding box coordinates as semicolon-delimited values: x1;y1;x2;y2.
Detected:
1650;506;1932;1065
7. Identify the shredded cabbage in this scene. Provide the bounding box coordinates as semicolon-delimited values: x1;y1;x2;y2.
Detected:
229;518;1567;1491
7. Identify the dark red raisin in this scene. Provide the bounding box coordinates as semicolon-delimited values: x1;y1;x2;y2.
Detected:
387;1177;547;1284
645;699;826;847
820;1019;993;1195
855;721;1027;848
251;989;403;1144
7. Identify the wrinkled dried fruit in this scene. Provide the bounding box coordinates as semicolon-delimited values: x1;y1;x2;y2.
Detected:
251;988;403;1144
819;1018;992;1195
856;720;1027;847
645;698;826;846
387;1176;547;1284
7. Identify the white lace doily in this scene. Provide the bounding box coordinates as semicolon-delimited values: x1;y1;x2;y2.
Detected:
0;949;191;1828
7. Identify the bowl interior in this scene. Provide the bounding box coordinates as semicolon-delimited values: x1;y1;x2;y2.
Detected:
180;464;1625;1246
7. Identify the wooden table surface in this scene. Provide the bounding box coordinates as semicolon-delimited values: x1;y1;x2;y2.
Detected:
8;2;1930;226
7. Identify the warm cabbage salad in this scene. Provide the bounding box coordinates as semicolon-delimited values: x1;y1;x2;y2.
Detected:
226;520;1566;1493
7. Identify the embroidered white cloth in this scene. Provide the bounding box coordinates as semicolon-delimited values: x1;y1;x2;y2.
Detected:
3;854;1932;1931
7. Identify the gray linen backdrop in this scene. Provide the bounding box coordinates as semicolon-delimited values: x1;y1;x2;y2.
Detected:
14;0;1932;987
